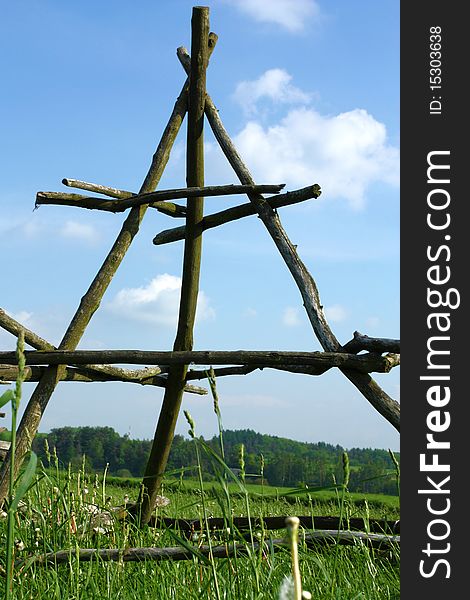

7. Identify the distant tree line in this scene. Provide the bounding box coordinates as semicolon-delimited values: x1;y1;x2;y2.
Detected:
26;426;399;495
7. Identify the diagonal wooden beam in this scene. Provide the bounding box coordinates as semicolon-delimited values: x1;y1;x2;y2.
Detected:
177;46;400;432
153;184;321;245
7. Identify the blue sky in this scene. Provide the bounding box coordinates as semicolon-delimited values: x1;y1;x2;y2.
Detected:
1;0;399;450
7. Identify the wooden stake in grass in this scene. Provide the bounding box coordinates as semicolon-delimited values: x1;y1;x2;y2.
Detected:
138;6;210;525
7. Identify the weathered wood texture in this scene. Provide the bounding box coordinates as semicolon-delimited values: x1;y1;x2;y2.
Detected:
36;191;187;217
28;530;399;566
0;33;218;506
342;331;400;354
62;178;133;198
148;515;400;535
177;46;400;433
0;350;400;374
153;184;321;245
138;7;211;525
61;178;188;217
36;183;284;213
0;365;207;395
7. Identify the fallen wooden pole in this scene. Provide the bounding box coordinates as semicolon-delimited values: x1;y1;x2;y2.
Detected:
153;184;321;245
26;530;400;566
0;349;400;374
148;515;400;535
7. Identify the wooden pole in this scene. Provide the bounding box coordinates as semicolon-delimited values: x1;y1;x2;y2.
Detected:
177;47;400;432
138;6;210;525
0;365;207;395
35;183;284;212
0;349;400;374
27;531;399;566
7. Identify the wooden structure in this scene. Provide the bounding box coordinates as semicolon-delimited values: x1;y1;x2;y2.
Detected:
0;7;400;525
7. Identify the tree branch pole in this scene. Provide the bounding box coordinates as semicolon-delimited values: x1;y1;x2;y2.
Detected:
0;349;400;374
138;7;210;525
177;47;400;432
35;183;284;213
153;184;321;245
0;33;218;505
0;365;207;395
61;179;187;217
36;191;188;217
62;178;136;198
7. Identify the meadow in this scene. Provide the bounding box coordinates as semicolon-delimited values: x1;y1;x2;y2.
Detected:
0;445;400;600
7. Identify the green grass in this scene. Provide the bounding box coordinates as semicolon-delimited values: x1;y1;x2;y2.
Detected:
0;462;399;599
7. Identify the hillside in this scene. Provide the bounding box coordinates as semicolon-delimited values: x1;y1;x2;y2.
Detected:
1;426;400;494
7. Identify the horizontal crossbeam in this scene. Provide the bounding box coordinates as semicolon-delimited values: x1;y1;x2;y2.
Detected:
0;349;400;374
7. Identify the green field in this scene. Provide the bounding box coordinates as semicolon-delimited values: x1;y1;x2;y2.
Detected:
0;458;400;599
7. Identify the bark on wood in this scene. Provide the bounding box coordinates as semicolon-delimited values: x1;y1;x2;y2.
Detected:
148;515;400;535
36;191;187;217
342;331;400;354
0;365;207;395
0;34;219;506
62;179;134;199
153;184;321;245
177;46;400;433
0;349;400;374
27;530;399;566
185;354;400;379
138;7;211;525
36;183;284;213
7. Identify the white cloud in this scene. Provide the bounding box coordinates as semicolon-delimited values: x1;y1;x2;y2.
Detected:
234;68;311;115
282;306;301;326
106;274;215;327
324;304;347;322
233;104;399;209
224;0;320;32
60;220;99;244
243;307;258;318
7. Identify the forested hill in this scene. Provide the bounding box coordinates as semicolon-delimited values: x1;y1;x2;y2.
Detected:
23;426;399;494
